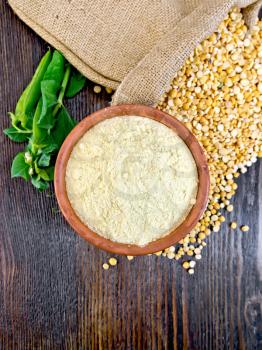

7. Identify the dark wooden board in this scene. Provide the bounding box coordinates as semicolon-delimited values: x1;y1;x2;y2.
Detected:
0;2;261;349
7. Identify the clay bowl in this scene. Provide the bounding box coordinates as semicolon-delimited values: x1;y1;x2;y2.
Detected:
54;104;210;255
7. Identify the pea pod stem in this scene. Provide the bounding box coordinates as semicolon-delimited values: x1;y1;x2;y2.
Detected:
31;99;43;154
52;64;71;117
13;126;32;134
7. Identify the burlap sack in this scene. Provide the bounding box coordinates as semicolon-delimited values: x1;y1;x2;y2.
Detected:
8;0;262;106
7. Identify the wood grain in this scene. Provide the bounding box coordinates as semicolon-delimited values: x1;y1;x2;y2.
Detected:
0;2;262;349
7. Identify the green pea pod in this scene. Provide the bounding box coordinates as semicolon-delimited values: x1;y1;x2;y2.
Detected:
13;50;52;130
37;51;65;130
31;98;48;152
7;49;79;192
41;50;65;88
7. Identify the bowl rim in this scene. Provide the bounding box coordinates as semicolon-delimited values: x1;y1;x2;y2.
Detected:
54;104;210;255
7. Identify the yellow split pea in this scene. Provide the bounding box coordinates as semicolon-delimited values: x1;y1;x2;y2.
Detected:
156;8;262;271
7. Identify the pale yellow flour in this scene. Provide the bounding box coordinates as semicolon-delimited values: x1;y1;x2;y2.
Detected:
66;116;198;246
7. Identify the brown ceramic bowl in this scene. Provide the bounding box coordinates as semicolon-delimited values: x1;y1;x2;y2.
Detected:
54;104;209;255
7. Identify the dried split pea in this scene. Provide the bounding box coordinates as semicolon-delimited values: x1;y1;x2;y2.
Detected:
183;261;190;269
187;250;194;256
103;263;110;270
226;205;234;212
230;222;237;229
167;252;175;259
109;258;117;266
93;85;102;93
194;248;201;255
198;232;206;240
219;216;226;222
189;261;196;268
97;8;262;270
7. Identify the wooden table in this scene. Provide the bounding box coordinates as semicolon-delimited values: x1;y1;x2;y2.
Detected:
1;2;261;349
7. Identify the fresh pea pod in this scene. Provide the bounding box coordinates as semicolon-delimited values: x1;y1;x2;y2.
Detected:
31;98;46;149
12;50;52;130
41;50;65;88
37;51;65;130
6;49;81;192
51;64;72;120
